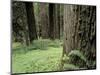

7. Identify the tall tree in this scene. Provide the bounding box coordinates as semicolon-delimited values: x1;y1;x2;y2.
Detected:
36;3;62;40
78;6;96;62
63;5;96;68
12;2;30;46
25;2;37;43
54;5;60;39
39;3;49;39
60;4;64;38
49;3;55;39
49;4;61;39
63;5;75;56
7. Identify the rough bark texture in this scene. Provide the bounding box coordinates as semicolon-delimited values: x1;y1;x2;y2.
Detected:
49;4;60;39
12;2;30;46
39;3;49;39
63;5;96;66
63;5;75;56
25;2;37;43
48;4;55;39
54;5;60;39
78;6;96;63
60;4;64;38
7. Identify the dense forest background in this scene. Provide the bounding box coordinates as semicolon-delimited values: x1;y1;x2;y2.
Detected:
12;1;96;74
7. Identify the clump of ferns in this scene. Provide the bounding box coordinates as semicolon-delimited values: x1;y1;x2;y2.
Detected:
60;50;93;70
68;50;89;69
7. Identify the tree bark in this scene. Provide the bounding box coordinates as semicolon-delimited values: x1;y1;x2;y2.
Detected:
49;4;55;39
63;5;75;56
49;4;60;39
39;3;49;39
25;2;37;43
54;5;60;39
63;5;96;66
78;6;96;62
60;4;64;38
12;2;30;46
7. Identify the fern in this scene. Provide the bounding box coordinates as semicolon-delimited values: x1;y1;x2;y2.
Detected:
63;64;79;70
61;50;93;70
68;50;87;63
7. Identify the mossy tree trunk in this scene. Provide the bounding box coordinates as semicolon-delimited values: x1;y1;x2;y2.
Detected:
12;2;30;46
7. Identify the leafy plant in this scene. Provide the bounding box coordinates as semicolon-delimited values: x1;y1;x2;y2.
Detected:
32;39;50;50
63;64;79;70
68;50;87;63
61;50;90;71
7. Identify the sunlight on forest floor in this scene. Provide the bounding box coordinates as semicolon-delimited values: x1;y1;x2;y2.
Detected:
12;40;63;73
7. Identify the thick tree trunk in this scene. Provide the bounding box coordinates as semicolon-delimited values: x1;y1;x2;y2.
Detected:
25;2;37;43
13;2;30;46
63;5;96;66
39;3;49;39
22;3;30;46
63;5;75;56
49;4;60;39
78;6;96;62
54;5;60;39
49;4;55;39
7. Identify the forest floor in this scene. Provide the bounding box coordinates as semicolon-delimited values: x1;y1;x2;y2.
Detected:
12;39;63;73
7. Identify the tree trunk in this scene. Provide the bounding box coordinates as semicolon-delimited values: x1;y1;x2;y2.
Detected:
39;3;49;39
12;2;30;46
49;4;60;39
54;5;60;39
63;5;75;56
78;6;96;62
63;5;96;66
60;4;64;38
49;4;55;39
25;2;37;43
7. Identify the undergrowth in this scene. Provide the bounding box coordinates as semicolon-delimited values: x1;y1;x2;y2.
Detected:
12;39;63;73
